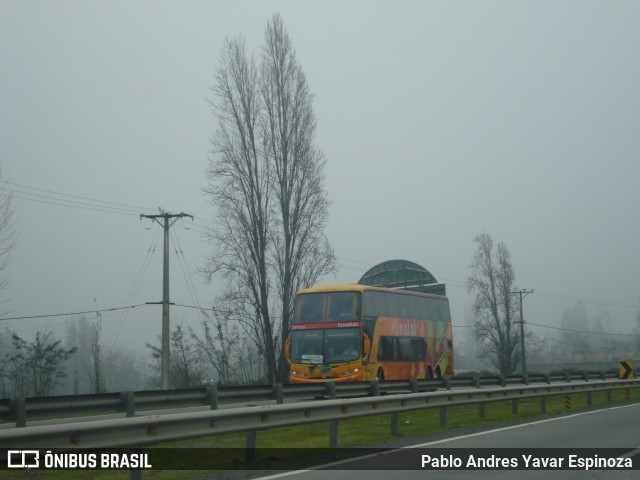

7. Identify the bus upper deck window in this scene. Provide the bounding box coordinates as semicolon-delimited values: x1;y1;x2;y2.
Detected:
328;292;358;322
295;294;324;323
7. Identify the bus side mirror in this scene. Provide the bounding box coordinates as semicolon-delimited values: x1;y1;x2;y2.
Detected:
362;333;371;357
285;336;292;363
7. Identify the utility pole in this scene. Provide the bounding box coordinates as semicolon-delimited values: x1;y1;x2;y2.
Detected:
141;211;193;389
511;289;534;377
93;302;103;394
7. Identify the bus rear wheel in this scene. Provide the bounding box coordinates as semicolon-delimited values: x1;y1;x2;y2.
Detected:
376;368;385;381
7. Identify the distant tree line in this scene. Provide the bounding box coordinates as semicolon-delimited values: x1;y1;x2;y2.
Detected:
464;232;639;375
0;319;153;398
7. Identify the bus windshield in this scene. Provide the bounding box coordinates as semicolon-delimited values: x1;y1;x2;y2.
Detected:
293;291;361;324
290;327;361;364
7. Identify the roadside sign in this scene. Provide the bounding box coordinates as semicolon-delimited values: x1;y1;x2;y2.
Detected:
619;361;634;379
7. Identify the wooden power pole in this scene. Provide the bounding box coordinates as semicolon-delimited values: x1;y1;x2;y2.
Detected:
141;211;193;389
511;289;534;377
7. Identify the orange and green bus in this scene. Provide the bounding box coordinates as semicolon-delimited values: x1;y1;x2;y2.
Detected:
285;284;453;383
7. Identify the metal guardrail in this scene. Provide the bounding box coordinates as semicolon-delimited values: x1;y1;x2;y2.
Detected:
0;378;638;452
0;370;622;428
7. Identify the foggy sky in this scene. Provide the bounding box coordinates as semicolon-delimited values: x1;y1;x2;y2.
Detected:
1;1;639;357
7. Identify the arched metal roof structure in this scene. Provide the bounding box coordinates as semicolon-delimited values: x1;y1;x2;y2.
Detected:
358;259;446;296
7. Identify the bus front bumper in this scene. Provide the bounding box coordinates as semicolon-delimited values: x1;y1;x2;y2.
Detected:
290;367;363;383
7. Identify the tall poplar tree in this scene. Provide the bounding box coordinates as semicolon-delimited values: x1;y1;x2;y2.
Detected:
204;14;335;383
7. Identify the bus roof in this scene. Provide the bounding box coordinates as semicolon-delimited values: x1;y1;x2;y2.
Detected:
296;283;448;299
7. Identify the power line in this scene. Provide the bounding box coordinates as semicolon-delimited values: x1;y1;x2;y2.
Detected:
173;303;214;312
533;289;640;309
10;192;145;216
7;181;156;214
171;228;206;325
527;321;640;338
0;304;148;322
7;181;218;234
0;305;156;336
107;231;161;351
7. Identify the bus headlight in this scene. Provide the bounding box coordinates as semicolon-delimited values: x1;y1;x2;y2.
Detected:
340;369;359;377
292;371;306;378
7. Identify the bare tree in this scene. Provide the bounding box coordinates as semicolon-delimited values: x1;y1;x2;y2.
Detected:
146;325;205;388
466;233;519;374
2;331;77;397
195;312;234;385
204;31;277;382
204;14;335;384
195;312;266;385
261;15;336;382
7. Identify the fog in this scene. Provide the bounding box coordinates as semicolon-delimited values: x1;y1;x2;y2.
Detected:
1;1;639;370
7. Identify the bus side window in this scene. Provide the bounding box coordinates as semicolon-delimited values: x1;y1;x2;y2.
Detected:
377;336;385;360
399;337;414;361
378;336;394;361
411;338;426;360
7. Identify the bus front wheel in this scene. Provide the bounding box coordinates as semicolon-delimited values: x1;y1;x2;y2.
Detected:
376;368;385;381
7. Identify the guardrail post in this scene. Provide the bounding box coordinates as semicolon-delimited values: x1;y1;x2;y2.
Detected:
273;384;284;405
625;388;630;400
410;378;418;393
326;380;338;446
206;385;218;410
391;412;399;436
439;406;446;426
512;399;518;414
10;397;26;428
329;421;338;447
246;430;257;463
121;391;135;417
565;394;571;409
369;379;380;397
129;447;143;480
326;380;337;399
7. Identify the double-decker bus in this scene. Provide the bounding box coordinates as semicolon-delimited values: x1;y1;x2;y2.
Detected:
285;284;453;383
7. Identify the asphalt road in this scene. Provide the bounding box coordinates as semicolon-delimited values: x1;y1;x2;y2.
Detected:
249;403;640;480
